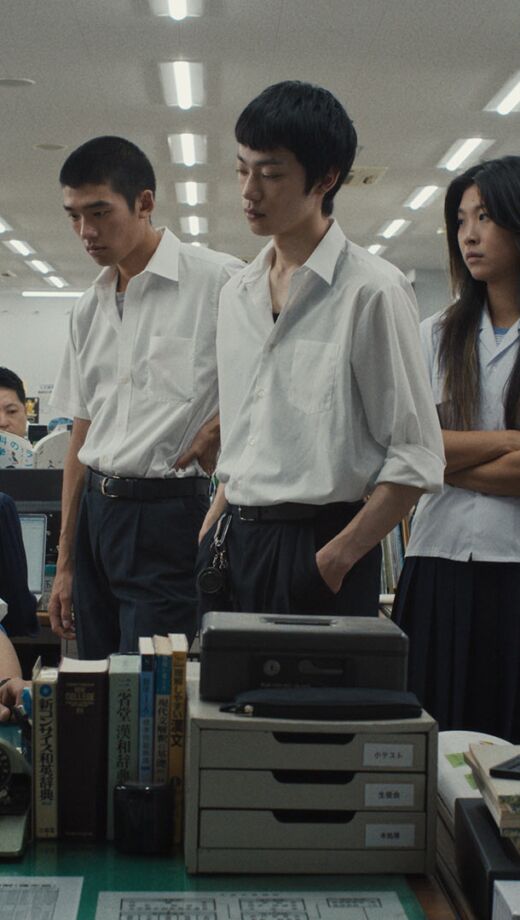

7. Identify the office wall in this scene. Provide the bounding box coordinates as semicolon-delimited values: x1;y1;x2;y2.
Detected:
0;293;71;423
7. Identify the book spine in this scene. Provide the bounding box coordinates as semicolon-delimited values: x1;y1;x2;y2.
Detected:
106;668;140;840
33;672;58;838
138;652;155;783
57;671;108;838
169;648;187;845
153;652;171;784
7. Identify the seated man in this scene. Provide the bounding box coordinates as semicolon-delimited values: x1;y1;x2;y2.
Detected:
0;368;28;439
0;492;38;635
0;626;29;722
198;81;445;619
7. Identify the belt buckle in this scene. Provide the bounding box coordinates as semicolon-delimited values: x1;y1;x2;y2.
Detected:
238;505;256;522
100;476;120;499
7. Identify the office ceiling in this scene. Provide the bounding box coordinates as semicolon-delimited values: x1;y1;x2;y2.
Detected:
0;0;519;295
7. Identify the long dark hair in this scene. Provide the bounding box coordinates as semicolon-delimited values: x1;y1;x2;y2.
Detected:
440;155;520;429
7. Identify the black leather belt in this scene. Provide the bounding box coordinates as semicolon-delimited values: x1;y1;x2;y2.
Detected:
229;501;360;522
87;468;209;500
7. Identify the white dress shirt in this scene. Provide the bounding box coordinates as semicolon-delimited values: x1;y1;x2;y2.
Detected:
406;307;520;562
50;228;242;477
216;219;444;506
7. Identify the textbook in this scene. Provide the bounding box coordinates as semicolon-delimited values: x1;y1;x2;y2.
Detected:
465;742;520;835
32;657;59;839
138;637;155;783
106;653;140;840
152;636;172;784
168;633;188;845
57;657;109;839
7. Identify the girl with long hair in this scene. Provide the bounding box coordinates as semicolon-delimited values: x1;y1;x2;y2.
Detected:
393;155;520;741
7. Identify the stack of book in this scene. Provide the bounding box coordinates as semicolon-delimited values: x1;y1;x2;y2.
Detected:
436;730;511;920
31;633;188;845
464;743;520;839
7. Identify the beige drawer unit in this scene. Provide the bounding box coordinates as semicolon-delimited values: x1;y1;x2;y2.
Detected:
200;769;426;811
184;676;438;875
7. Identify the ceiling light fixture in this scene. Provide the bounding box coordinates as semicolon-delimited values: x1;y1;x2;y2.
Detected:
149;0;204;20
0;78;35;88
366;244;386;255
0;217;12;234
3;239;34;257
180;215;208;236
485;71;520;115
26;259;53;274
45;275;68;288
176;181;207;205
159;61;204;109
168;133;207;166
437;138;494;172
405;185;440;210
22;290;81;298
378;219;410;239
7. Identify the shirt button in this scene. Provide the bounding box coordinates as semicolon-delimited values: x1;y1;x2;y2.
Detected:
257;389;265;398
248;437;256;446
119;375;129;384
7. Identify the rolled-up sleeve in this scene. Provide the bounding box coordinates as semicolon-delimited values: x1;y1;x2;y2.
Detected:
352;283;445;493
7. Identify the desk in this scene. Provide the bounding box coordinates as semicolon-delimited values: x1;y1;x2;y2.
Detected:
0;842;456;919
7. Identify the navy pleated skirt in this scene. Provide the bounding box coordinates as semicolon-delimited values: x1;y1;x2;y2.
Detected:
393;556;520;742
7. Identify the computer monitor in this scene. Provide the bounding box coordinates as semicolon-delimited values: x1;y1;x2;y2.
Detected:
19;513;47;597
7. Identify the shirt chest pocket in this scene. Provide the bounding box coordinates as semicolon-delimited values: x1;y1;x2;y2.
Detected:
288;339;339;415
146;335;194;403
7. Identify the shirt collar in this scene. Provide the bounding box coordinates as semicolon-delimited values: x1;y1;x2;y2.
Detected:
239;219;347;289
94;227;181;293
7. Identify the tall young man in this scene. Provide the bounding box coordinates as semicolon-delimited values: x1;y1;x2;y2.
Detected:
49;136;241;657
198;81;444;618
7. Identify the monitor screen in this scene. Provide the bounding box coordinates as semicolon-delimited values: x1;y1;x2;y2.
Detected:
19;513;47;595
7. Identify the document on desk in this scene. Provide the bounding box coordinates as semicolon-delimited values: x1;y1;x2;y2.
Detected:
0;876;82;920
95;890;411;920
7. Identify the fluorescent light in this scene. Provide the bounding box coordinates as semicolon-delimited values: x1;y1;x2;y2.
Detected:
168;133;207;166
45;275;68;288
22;290;83;298
180;215;208;236
176;181;207;206
149;0;204;19
0;217;12;234
367;244;386;256
485;71;520;115
437;138;494;172
190;241;208;248
159;61;204;109
3;239;34;256
26;259;53;274
378;219;410;239
405;185;440;210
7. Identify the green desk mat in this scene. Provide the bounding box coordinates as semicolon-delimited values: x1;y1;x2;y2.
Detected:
0;841;428;919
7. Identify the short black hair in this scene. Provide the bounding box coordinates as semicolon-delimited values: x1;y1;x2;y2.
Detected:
235;81;357;216
59;136;156;211
0;367;26;404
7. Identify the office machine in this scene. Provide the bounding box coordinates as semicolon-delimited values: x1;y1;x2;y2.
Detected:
199;612;409;701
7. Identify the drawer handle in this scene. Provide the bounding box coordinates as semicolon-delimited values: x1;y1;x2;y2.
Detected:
271;770;354;785
273;732;354;745
272;809;355;824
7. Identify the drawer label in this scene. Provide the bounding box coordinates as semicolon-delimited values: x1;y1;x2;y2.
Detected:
364;782;415;807
363;743;414;768
365;823;416;847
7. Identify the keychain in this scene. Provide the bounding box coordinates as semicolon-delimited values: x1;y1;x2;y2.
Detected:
197;512;232;595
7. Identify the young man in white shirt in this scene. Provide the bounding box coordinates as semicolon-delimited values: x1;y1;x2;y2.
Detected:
49;136;241;657
198;81;445;618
